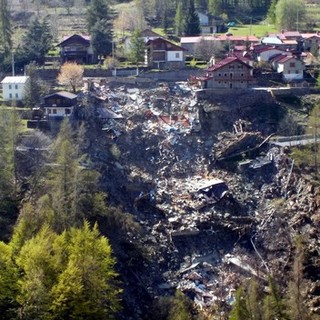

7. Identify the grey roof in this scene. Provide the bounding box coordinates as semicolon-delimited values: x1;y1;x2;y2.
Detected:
44;91;77;99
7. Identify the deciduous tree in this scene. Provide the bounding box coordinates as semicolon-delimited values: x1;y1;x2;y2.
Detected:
275;0;306;31
57;62;84;93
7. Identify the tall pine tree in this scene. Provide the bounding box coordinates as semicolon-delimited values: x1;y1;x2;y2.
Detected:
0;0;12;54
87;0;113;57
184;0;201;36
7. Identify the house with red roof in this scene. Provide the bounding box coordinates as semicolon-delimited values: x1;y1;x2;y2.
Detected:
301;33;320;54
57;34;95;64
270;54;304;82
253;46;288;62
198;56;253;89
145;38;187;69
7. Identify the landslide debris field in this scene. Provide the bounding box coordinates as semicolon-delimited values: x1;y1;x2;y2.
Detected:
21;81;320;318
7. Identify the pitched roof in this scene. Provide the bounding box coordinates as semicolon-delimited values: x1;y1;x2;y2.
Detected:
282;31;301;38
269;54;298;64
180;35;259;44
147;37;186;51
261;36;283;45
206;56;252;72
57;34;91;46
43;91;78;100
1;76;29;84
276;55;297;64
141;29;163;38
254;45;285;54
300;33;320;39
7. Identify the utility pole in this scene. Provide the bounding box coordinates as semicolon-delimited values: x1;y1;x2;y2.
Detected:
12;51;15;76
296;8;299;32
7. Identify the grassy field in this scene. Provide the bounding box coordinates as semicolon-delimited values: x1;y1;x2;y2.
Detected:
227;23;278;37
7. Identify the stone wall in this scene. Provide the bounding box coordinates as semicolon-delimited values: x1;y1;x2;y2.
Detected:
36;67;202;83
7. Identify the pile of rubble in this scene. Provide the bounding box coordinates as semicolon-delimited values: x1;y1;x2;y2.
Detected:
77;79;320;317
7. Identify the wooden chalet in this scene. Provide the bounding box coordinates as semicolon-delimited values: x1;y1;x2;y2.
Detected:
57;34;95;64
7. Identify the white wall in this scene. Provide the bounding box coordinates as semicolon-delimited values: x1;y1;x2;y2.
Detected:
2;82;27;101
45;107;72;118
167;51;184;62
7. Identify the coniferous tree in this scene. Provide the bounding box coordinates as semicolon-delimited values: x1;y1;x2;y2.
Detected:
87;0;113;57
0;242;19;319
8;223;122;319
24;62;49;107
263;276;289;320
246;279;263;320
168;290;193;320
285;237;311;320
0;106;21;201
229;287;249;320
175;3;184;36
184;0;201;36
90;18;113;57
16;18;53;66
0;0;12;54
50;222;122;319
128;29;145;66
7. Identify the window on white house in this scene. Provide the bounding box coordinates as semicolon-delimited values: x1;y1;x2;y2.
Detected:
296;70;299;74
15;93;18;98
15;85;18;89
175;53;180;58
9;85;11;89
53;109;57;114
290;62;295;67
9;93;12;98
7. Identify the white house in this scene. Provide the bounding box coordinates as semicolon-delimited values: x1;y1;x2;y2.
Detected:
145;37;186;69
1;76;30;101
197;12;225;34
255;46;288;62
270;55;304;82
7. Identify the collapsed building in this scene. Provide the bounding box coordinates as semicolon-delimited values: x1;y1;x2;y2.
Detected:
19;78;320;318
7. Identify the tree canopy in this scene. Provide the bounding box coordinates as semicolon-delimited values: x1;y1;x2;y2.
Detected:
16;18;53;66
274;0;306;31
0;222;122;319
